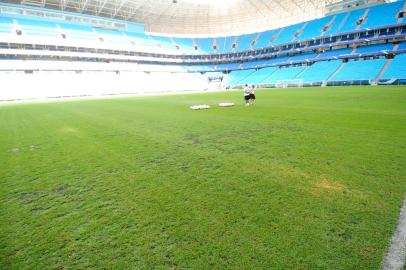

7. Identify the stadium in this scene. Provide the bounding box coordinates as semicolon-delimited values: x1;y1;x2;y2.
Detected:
0;0;405;269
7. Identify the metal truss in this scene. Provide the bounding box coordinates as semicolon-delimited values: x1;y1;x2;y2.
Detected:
6;0;354;34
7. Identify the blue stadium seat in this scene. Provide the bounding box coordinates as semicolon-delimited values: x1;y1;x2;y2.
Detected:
323;12;349;36
214;62;241;70
253;29;279;49
195;38;214;53
243;66;278;84
332;58;386;81
263;65;306;83
381;54;406;79
398;42;406;51
296;60;342;82
339;8;366;33
242;56;290;69
236;33;257;51
94;27;129;45
273;23;304;45
213;36;228;52
288;53;318;62
18;18;58;37
224;69;257;86
123;32;158;48
173;37;196;51
355;43;394;54
59;22;98;41
361;1;403;29
0;17;14;34
318;48;353;58
299;16;333;40
149;35;174;49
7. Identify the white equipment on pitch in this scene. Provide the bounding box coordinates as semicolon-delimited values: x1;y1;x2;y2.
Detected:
190;104;210;110
219;102;235;107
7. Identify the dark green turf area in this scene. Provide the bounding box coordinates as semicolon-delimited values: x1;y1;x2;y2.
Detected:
1;86;405;269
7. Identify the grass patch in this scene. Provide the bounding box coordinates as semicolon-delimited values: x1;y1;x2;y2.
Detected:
1;86;405;269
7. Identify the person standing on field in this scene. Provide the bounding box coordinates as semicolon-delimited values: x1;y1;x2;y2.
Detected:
243;84;251;106
249;85;256;105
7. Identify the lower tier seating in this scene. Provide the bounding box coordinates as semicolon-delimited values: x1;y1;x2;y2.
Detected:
382;54;406;79
332;58;386;81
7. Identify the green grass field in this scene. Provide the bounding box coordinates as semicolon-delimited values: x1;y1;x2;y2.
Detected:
1;86;406;269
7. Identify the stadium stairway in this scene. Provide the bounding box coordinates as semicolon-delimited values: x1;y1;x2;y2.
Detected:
320;16;336;37
381;53;406;80
356;8;369;30
340;8;365;33
326;61;346;82
332;58;387;81
296;60;342;83
293;65;309;79
374;44;398;83
400;0;406;23
336;12;351;33
375;58;394;83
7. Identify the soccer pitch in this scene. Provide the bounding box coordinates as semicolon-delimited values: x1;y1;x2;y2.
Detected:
1;86;405;269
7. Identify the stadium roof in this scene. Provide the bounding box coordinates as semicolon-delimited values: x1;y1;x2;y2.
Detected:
3;0;386;35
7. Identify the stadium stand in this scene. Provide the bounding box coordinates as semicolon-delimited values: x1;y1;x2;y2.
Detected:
59;22;98;42
274;23;305;45
296;60;342;83
299;16;332;40
262;66;306;84
381;54;406;79
323;12;349;35
332;58;387;81
0;0;405;99
235;33;257;51
195;38;214;53
17;18;58;37
241;67;279;85
361;1;403;29
0;16;13;34
253;29;279;49
317;48;353;58
339;8;367;33
354;43;394;53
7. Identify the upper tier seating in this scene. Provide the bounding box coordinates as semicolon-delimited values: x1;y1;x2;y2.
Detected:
18;18;59;37
299;16;333;40
172;37;196;52
0;17;14;34
195;38;213;53
94;28;130;45
59;22;98;42
361;1;403;29
339;8;366;33
323;13;349;36
273;23;304;45
148;35;174;50
220;36;236;52
253;29;279;49
0;1;402;54
236;33;257;51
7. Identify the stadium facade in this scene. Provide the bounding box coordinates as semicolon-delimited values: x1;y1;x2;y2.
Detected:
0;0;405;100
